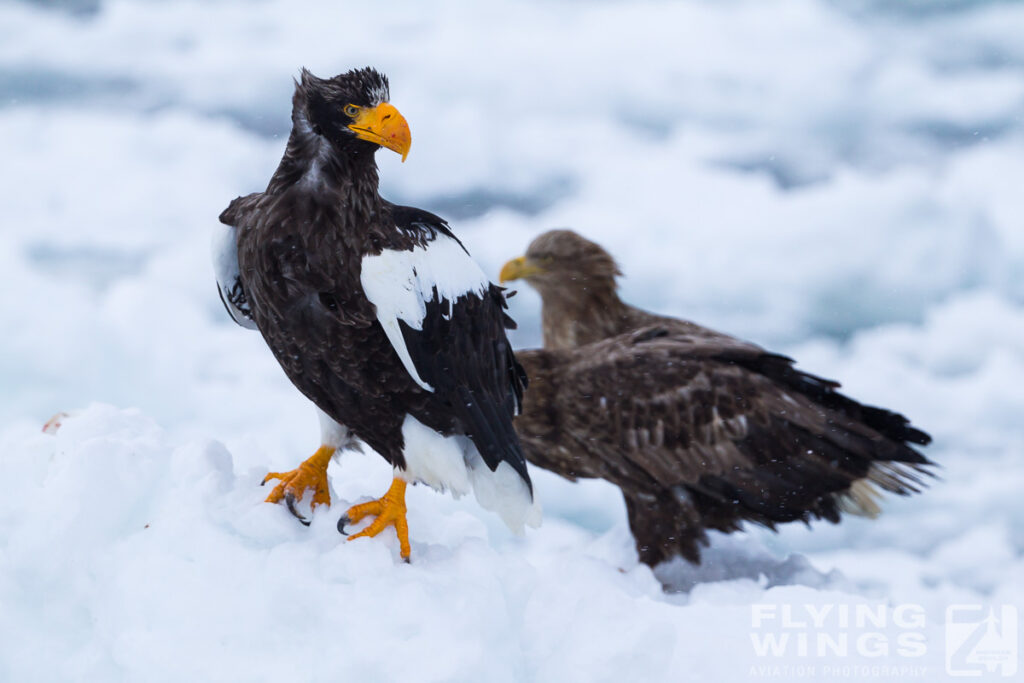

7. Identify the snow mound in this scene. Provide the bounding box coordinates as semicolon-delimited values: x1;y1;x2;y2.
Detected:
3;404;1018;681
0;405;678;681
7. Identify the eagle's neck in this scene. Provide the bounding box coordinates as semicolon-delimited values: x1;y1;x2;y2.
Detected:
537;281;632;350
267;114;384;227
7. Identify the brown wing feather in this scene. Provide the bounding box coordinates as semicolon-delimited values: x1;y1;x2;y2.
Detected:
515;326;933;565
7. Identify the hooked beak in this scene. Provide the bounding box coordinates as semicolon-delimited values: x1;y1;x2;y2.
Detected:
347;102;411;161
499;256;544;284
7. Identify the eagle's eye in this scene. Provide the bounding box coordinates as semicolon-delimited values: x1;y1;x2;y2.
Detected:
344;104;360;118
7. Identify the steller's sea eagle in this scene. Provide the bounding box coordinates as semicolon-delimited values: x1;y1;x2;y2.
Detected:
500;229;934;566
216;68;538;560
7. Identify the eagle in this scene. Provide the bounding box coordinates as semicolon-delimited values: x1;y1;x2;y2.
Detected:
216;67;539;561
499;229;934;566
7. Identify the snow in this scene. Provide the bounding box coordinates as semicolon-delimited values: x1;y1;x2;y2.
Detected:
2;0;1023;680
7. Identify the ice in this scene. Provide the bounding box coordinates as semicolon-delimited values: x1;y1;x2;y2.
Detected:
2;0;1023;680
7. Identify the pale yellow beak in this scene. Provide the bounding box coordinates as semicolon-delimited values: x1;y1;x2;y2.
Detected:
347;102;411;161
499;256;544;283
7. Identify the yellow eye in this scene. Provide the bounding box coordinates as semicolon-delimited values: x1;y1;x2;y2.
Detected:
344;104;360;118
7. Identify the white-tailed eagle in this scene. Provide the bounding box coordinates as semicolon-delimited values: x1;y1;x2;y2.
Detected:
500;230;933;566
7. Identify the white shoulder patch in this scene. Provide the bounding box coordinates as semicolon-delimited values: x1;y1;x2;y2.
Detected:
211;222;257;330
360;233;490;392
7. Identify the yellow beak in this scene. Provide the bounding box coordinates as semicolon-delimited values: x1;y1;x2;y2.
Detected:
499;256;544;283
347;102;411;161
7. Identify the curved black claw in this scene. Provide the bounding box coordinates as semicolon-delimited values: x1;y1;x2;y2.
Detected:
284;493;311;527
336;514;351;535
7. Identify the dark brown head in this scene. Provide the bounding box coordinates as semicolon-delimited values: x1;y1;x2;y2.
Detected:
500;229;622;296
292;67;411;162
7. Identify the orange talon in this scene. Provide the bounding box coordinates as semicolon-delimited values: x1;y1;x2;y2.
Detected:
342;478;411;560
263;445;335;519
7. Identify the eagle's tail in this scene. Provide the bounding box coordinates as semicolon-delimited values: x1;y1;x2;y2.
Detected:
455;385;541;533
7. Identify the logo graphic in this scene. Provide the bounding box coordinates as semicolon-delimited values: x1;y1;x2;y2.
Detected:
946;605;1018;677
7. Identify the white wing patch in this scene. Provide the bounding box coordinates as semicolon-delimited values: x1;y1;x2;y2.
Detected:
360;233;490;392
211;221;257;330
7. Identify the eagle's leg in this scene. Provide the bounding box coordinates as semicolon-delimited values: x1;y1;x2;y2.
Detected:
262;445;335;522
338;477;411;561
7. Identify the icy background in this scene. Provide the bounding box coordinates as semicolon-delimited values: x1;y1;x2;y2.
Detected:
2;0;1023;680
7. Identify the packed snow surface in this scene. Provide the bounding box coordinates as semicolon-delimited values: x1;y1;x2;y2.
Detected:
2;1;1023;681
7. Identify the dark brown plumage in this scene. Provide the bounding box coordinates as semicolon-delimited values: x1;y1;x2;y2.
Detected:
502;230;933;566
218;68;537;545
